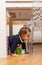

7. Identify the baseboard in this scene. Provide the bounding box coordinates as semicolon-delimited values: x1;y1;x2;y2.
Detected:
33;43;42;45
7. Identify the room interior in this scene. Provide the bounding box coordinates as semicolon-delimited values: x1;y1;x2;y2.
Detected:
0;0;42;65
6;7;42;65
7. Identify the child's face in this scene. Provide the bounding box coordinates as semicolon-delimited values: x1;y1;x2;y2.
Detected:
21;31;30;41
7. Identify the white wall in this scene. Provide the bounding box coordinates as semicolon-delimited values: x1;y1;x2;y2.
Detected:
0;0;7;58
13;25;23;35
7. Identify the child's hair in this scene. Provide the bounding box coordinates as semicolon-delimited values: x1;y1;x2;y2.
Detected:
19;26;31;36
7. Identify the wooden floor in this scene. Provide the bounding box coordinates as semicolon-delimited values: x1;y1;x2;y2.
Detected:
0;44;42;65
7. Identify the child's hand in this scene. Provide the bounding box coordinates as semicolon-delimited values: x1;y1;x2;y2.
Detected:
10;54;19;57
17;44;22;48
17;44;20;47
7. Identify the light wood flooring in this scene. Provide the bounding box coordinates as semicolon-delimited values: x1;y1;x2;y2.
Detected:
0;44;42;65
